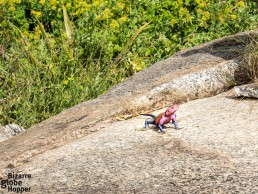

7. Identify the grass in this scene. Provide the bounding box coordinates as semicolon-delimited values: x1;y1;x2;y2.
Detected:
0;0;257;128
242;34;258;83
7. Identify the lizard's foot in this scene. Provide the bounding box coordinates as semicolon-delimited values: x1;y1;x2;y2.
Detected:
175;127;183;130
145;120;151;129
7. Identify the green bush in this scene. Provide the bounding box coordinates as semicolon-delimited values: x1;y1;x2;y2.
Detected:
0;0;257;128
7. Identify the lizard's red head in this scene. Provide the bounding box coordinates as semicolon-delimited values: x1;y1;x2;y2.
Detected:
165;104;179;116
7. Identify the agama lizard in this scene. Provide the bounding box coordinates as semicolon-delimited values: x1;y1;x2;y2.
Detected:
141;104;180;133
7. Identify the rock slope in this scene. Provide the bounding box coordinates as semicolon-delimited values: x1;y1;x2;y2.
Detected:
3;90;258;193
0;30;257;193
232;83;258;98
0;124;24;142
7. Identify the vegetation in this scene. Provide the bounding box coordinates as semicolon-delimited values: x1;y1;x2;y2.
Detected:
0;0;257;128
242;35;258;82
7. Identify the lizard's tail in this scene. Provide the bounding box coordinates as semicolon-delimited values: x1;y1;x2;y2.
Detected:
141;114;156;119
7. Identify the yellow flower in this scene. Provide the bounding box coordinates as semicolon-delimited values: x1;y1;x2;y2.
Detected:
96;15;101;21
117;2;124;10
130;58;146;72
39;0;45;5
93;0;104;6
102;8;113;19
63;80;68;85
49;63;55;72
63;76;73;85
85;4;92;10
179;7;189;17
177;0;183;5
196;8;202;14
66;3;71;8
203;11;210;16
223;7;231;14
62;32;67;39
68;77;74;81
34;25;41;33
93;0;100;7
51;6;57;10
31;26;41;41
170;18;178;25
237;1;245;7
8;6;16;12
231;15;237;20
31;10;41;18
23;31;29;36
120;16;127;22
110;19;119;29
50;0;57;6
199;2;206;8
202;11;210;21
186;15;192;23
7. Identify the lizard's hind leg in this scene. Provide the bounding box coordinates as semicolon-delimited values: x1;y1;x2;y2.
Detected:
145;119;155;129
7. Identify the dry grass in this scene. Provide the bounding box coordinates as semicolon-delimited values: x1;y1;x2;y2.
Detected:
243;34;258;83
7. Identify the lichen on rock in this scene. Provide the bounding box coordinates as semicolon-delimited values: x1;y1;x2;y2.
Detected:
232;83;258;98
0;123;25;142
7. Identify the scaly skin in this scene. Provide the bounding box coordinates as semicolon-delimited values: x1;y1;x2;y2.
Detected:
141;104;179;133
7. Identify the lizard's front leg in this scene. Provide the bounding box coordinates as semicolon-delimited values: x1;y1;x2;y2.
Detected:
157;124;164;133
172;121;179;129
172;114;181;130
172;120;183;130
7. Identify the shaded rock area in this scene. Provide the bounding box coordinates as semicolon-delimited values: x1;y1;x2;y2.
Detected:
0;30;257;192
0;124;24;142
232;83;258;98
3;90;257;193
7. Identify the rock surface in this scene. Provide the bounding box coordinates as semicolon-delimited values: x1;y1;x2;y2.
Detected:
1;90;257;193
232;83;258;98
0;30;257;193
0;124;25;142
0;30;257;170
